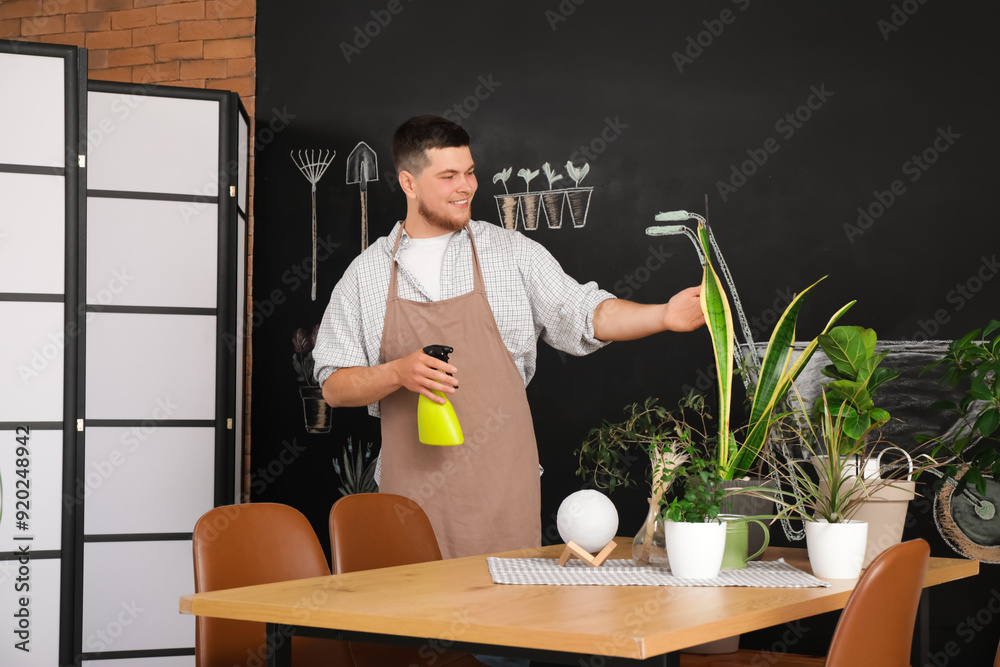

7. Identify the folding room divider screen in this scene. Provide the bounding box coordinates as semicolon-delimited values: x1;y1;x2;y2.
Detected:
0;39;247;667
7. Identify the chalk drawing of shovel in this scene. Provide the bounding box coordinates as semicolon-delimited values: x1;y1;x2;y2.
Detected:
346;141;378;252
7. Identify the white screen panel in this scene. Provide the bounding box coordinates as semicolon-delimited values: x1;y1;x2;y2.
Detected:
0;558;61;666
84;426;215;534
85;313;216;421
84;657;194;667
238;114;248;212
0;52;65;168
87;92;219;197
82;541;194;652
0;173;65;294
0;428;63;551
87;198;218;309
0;302;64;422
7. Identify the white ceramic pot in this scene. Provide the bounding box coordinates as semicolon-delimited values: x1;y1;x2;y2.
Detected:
805;519;868;579
664;520;727;579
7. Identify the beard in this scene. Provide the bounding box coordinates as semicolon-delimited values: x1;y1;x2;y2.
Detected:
418;198;471;233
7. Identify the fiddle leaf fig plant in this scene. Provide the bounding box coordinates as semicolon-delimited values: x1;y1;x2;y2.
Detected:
815;325;899;450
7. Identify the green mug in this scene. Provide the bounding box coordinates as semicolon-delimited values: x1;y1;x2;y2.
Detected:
720;515;769;570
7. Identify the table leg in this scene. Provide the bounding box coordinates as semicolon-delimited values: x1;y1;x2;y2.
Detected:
266;623;293;667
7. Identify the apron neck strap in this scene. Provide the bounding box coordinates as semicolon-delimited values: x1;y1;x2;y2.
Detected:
388;223;486;299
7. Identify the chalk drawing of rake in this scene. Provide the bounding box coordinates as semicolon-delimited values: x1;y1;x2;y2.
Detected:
291;149;335;300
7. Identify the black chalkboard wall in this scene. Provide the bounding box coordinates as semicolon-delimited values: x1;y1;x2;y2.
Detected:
252;1;999;663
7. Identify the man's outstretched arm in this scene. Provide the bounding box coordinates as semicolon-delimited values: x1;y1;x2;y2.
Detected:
592;285;704;341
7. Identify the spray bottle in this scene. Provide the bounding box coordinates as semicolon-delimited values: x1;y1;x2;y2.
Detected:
417;344;464;446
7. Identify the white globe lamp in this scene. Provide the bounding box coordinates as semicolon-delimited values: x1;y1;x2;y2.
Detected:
556;489;619;553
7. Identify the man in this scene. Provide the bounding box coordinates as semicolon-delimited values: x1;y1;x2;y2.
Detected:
314;115;704;561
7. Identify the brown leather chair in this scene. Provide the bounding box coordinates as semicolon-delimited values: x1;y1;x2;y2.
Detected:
682;539;931;667
329;493;485;667
192;503;355;667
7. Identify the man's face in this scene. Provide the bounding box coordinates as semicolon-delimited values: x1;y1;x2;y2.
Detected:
409;146;477;233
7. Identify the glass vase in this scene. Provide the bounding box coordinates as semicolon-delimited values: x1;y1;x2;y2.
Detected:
632;498;669;566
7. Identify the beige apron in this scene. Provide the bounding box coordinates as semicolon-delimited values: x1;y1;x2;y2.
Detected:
378;226;541;559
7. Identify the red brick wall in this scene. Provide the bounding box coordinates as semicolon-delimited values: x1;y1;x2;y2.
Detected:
1;0;256;499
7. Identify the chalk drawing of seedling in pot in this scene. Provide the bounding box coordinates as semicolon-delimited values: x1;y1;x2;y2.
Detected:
564;160;592;228
493;167;517;230
517;167;542;230
540;162;565;229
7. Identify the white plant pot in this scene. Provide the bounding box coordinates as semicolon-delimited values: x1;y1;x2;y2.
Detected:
664;520;727;579
805;519;868;579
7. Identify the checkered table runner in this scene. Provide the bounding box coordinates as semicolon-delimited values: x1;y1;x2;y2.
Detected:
486;558;831;587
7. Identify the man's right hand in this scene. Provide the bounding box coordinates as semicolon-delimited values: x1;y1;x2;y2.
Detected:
321;348;459;408
395;348;459;404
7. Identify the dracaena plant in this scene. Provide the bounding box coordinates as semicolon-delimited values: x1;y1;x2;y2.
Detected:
694;220;855;481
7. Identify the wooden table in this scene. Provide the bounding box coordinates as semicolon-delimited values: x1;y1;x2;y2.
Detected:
179;539;979;666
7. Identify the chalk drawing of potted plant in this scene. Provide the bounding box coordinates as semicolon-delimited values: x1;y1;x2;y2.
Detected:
493;167;518;230
517;167;542;230
540;162;565;229
564;160;593;228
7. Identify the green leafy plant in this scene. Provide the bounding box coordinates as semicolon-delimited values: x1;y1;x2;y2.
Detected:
565;160;590;187
517;167;539;192
814;326;899;452
493;166;512;194
695;220;855;480
332;437;379;496
747;388;940;523
541;162;563;189
918;320;1000;494
660;446;726;523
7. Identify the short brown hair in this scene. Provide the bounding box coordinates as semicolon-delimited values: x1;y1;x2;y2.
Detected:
391;115;470;176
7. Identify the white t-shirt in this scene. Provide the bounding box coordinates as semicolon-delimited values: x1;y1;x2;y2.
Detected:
398;232;454;301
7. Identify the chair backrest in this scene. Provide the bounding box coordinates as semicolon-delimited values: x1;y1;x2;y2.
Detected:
825;539;931;667
328;494;484;667
329;493;442;574
192;502;354;667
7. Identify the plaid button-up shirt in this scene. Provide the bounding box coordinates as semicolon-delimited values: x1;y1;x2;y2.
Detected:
314;220;615;417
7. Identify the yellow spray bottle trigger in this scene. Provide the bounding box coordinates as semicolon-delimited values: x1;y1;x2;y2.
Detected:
417;345;464;446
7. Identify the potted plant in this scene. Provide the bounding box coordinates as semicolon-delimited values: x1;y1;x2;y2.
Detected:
659;443;728;579
540;162;565;229
749;388;939;578
809;325;920;566
292;325;333;434
493;167;517;230
516;167;541;230
576;394;699;565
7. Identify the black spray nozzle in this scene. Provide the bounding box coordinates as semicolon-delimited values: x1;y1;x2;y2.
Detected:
423;344;453;363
